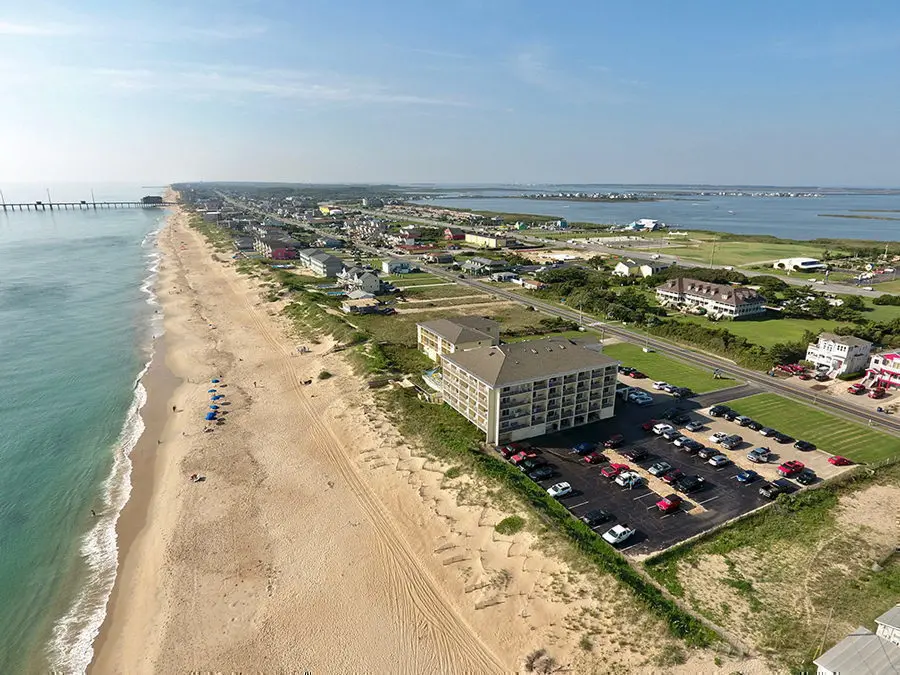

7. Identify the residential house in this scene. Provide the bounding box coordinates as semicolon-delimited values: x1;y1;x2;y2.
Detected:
805;333;872;377
465;232;508;249
341;298;381;315
417;316;501;362
233;236;255;252
361;197;384;208
346;289;375;301
865;352;900;390
814;605;900;675
254;237;301;260
423;252;454;264
516;278;547;291
444;227;465;240
314;236;344;248
461;257;507;275
656;277;766;319
338;266;382;294
382;260;412;275
613;257;671;278
440;337;619;445
297;249;345;277
490;272;519;282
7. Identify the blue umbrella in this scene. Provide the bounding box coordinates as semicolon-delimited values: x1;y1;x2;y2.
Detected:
205;412;216;420
212;395;224;400
211;379;220;383
209;405;219;410
208;389;217;393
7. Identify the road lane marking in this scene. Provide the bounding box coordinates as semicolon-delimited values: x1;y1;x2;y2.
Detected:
697;496;720;506
568;500;590;509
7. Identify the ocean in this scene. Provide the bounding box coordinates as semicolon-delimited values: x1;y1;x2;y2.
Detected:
0;186;163;673
419;185;900;241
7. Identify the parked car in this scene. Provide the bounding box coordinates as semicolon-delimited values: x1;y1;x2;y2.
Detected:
814;373;830;382
662;383;678;393
583;451;608;465
828;455;853;466
653;423;675;435
747;447;771;463
709;405;731;417
604;434;625;449
708;454;730;467
581;509;613;527
685;420;704;432
652;381;668;390
869;388;887;399
662;429;682;442
795;468;817;485
662;468;684;484
709;432;729;444
847;383;866;395
759;480;789;499
618;365;635;375
648;461;673;477
721;435;743;450
660;407;685;420
698;445;719;460
640;418;660;432
633;395;654;407
672;435;691;447
747;420;763;431
681;440;704;454
798;373;812;380
570;441;596;456
736;416;753;426
673;387;694;399
615;471;644;489
773;432;794;444
601;463;630;478
621;447;648;462
497;442;527;458
723;410;740;422
777;460;805;477
794;440;816;452
656;494;683;513
671;412;692;425
510;450;537;465
736;469;760;483
518;457;546;472
547;482;573;498
759;427;776;437
528;465;556;481
675;475;706;494
601;524;635;545
628;371;646;379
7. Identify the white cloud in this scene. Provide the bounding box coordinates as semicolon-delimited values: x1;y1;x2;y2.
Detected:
0;20;82;36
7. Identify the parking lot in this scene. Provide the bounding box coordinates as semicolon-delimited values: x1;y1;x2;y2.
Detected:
507;389;847;557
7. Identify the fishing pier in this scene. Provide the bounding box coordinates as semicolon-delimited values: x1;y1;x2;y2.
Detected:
0;191;173;212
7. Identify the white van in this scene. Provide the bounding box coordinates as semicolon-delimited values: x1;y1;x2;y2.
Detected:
653;423;675;435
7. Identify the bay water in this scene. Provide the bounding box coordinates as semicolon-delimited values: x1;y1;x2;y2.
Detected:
0;186;163;673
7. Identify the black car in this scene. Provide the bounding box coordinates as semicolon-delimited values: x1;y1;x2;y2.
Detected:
759;480;790;499
581;509;613;527
814;373;830;382
759;427;776;437
683;439;704;451
794;440;816;452
795;468;817;485
660;407;683;420
675;475;706;494
662;429;681;442
519;457;547;472
773;432;794;444
747;421;763;431
697;446;719;460
673;387;694;399
528;465;556;481
618;365;635;374
621;447;649;462
671;413;691;425
723;410;740;422
709;405;731;417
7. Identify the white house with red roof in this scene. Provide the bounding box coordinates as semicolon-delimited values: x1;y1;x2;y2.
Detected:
866;352;900;390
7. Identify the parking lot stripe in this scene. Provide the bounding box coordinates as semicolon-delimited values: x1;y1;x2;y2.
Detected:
632;492;655;501
697;496;721;506
619;543;640;553
568;500;590;509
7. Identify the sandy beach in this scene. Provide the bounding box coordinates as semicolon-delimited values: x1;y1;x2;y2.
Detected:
90;199;763;674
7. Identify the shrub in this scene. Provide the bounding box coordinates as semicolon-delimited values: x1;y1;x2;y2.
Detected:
873;294;900;306
444;466;462;480
837;370;865;381
317;370;332;380
495;515;526;535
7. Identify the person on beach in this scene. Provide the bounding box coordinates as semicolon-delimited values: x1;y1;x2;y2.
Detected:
172;405;177;412
91;509;96;517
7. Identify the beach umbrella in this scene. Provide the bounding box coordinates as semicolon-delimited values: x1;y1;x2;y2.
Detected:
207;389;217;393
213;395;225;400
211;379;220;383
205;412;216;420
209;405;219;410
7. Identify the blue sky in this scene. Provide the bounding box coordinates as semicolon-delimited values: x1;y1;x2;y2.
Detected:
1;0;899;185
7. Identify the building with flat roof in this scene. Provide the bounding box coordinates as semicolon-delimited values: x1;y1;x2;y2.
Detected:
806;333;872;377
656;277;766;319
440;337;618;445
297;248;345;277
417;316;500;362
774;257;828;272
465;232;508;249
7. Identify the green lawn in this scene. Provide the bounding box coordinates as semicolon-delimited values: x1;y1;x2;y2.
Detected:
400;284;485;299
676;314;840;347
664;240;829;267
727;393;900;463
601;342;736;393
864;300;900;323
382;272;441;282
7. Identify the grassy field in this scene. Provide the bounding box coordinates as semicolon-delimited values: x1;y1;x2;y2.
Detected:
864;300;900;322
505;330;594;343
601;342;736;393
727;393;900;463
664;240;830;267
382;272;441;282
399;284;486;299
675;313;841;347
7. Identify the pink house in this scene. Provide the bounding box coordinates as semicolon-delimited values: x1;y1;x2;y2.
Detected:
867;353;900;389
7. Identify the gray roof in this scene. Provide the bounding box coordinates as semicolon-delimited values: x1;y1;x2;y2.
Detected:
442;337;618;388
814;626;900;674
818;332;873;349
418;316;499;345
657;277;764;307
878;605;900;630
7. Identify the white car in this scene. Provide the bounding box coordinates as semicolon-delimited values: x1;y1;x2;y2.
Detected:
602;524;636;545
547;482;572;498
672;436;690;447
652;381;668;390
685;421;704;432
614;471;643;489
708;454;730;467
653;423;676;435
709;432;729;444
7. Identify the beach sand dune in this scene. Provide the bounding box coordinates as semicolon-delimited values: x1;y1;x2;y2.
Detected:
90;203;763;674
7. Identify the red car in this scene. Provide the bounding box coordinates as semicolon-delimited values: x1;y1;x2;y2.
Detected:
510;450;537;466
601;463;630;479
498;442;526;458
661;468;684;485
869;388;886;399
847;383;866;395
798;373;812;381
640;419;659;432
628;371;647;379
828;455;853;466
584;451;608;465
604;434;625;449
777;460;805;477
656;494;683;513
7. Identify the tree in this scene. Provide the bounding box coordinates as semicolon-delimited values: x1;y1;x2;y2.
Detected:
842;295;866;311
